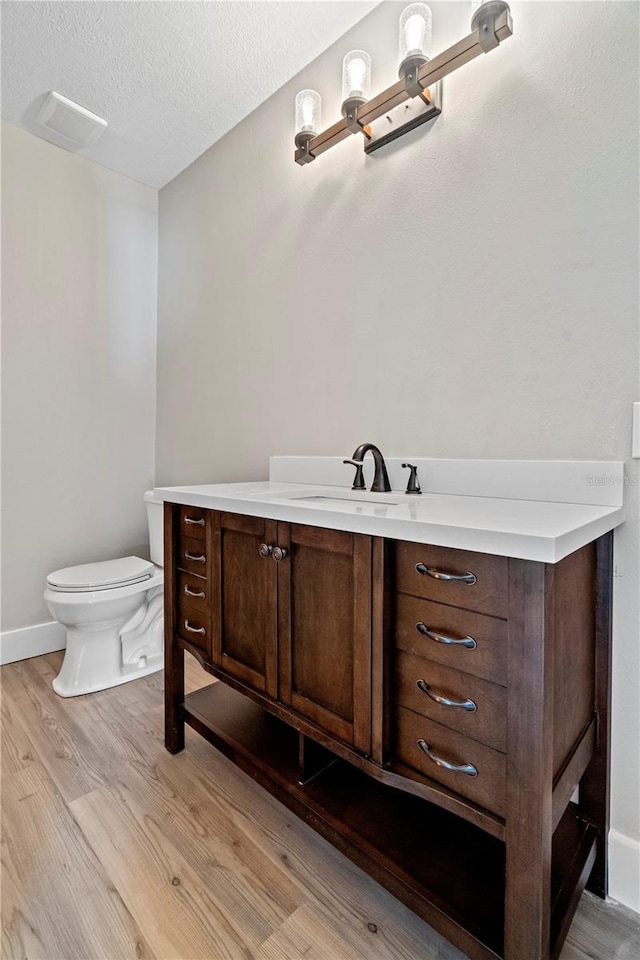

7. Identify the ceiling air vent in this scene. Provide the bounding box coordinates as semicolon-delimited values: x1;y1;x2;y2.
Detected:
36;91;107;147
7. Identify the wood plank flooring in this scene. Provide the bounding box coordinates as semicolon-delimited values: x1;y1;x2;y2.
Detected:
2;651;638;960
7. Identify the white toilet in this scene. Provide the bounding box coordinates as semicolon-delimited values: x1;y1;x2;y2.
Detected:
44;491;165;697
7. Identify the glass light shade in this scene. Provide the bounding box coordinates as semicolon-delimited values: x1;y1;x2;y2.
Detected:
295;89;321;136
399;4;432;63
341;50;372;102
471;0;490;17
471;0;496;13
471;0;510;29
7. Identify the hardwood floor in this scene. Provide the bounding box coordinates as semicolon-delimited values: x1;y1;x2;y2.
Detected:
2;651;638;960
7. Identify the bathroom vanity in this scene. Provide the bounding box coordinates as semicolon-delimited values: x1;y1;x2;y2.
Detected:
157;457;624;960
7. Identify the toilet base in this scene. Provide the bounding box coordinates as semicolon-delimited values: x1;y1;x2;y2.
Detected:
50;583;164;698
52;655;163;697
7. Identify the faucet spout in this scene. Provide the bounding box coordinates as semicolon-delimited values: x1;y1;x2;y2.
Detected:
347;443;392;493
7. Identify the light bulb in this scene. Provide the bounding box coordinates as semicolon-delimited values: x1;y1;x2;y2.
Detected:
301;98;314;128
295;90;321;137
405;13;427;57
348;58;367;95
342;50;372;103
399;4;432;65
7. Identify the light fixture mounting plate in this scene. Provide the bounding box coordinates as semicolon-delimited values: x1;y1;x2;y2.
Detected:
364;81;442;155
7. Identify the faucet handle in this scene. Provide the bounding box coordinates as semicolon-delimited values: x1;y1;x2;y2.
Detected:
402;462;422;495
343;459;366;491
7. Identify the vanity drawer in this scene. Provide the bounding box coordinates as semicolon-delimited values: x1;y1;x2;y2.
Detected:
177;505;209;541
177;535;210;578
395;707;506;817
394;651;506;752
395;542;508;618
394;594;507;686
177;571;210;617
177;596;212;655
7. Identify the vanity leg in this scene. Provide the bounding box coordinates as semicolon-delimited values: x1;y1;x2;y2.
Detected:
504;560;553;960
165;642;185;753
164;502;185;753
581;532;613;897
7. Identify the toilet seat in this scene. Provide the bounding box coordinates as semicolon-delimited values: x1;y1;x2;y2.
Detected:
46;556;155;593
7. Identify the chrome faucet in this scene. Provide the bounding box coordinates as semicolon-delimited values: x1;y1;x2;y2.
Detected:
343;443;392;493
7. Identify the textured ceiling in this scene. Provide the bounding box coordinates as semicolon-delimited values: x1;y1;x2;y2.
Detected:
1;1;378;188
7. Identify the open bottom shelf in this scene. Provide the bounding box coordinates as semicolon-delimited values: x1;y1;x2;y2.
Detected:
183;682;597;960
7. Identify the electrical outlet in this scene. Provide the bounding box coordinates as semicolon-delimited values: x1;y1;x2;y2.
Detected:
633;402;640;458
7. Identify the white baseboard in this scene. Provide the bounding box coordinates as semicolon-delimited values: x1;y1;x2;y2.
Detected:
0;620;66;666
609;829;640;914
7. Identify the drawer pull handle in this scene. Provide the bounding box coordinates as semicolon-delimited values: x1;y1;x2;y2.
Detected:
416;739;478;777
259;543;273;558
416;679;477;712
184;516;205;527
415;563;477;585
185;551;206;563
184;585;205;599
415;622;477;649
184;619;205;635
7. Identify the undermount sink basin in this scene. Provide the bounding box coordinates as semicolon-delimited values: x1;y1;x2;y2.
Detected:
290;494;402;506
250;488;422;510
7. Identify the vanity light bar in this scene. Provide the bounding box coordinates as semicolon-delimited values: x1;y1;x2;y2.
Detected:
294;3;513;165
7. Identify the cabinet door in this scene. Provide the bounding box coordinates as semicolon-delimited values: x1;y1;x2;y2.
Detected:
212;512;278;697
278;523;372;754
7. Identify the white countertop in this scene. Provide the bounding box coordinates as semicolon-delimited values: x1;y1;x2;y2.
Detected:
154;461;624;563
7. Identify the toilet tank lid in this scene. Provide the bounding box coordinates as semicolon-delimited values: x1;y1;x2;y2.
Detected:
47;556;155;590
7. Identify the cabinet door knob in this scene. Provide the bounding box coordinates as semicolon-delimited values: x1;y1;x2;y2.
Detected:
259;543;273;558
415;622;477;649
416;739;478;777
184;619;206;635
415;563;477;585
416;679;477;712
272;546;288;562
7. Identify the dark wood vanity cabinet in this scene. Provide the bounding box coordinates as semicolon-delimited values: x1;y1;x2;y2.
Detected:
167;507;374;752
276;523;373;752
172;505;214;658
164;502;612;960
211;512;279;696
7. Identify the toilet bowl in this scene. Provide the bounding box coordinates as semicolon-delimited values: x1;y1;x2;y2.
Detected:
44;491;165;697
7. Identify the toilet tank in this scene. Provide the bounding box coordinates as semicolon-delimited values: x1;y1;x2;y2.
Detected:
144;490;164;567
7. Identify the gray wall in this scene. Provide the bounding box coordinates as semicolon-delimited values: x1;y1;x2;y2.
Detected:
157;1;638;478
156;2;639;907
1;122;158;630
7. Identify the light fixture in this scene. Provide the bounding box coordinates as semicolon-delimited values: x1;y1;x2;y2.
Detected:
294;0;513;165
399;3;432;97
341;50;372;134
399;4;432;69
342;50;372;103
294;90;321;156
